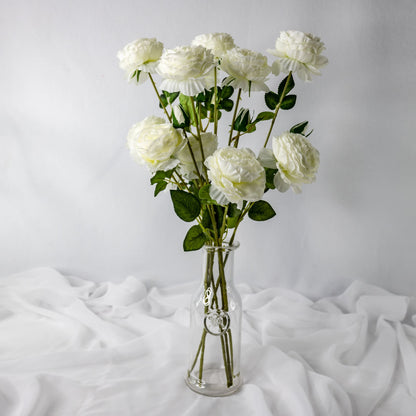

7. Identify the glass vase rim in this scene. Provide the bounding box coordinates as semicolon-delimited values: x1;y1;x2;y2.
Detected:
203;241;240;251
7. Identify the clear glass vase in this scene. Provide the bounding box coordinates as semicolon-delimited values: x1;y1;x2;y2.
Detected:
185;242;242;396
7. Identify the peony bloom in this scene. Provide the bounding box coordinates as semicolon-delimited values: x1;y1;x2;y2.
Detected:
205;147;266;206
127;116;184;172
157;45;215;96
191;33;236;59
220;48;271;93
117;38;164;84
259;132;319;193
267;30;328;82
177;133;218;179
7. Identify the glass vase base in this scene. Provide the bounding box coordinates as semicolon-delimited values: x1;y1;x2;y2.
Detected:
185;370;242;397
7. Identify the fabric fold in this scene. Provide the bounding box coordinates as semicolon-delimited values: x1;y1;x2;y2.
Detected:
0;268;415;415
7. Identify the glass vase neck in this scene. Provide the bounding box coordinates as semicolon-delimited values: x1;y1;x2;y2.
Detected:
203;241;240;252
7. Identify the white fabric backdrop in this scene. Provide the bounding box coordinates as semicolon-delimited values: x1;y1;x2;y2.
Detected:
1;268;416;415
1;0;416;297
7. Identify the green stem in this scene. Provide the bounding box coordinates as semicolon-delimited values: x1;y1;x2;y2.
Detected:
220;333;233;387
263;106;280;148
208;206;219;243
228;88;242;146
228;329;234;374
220;205;228;241
223;332;233;387
263;71;293;148
172;171;189;191
198;330;207;381
190;97;201;139
190;97;208;180
148;74;171;122
218;250;228;311
183;131;204;183
233;131;241;148
188;329;206;375
214;66;218;135
211;202;252;303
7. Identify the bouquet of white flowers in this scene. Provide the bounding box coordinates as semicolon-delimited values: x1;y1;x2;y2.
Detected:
118;30;327;396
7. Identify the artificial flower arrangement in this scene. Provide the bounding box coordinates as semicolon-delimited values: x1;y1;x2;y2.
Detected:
118;31;327;396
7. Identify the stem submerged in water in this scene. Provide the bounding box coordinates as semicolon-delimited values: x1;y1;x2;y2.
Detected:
187;244;238;390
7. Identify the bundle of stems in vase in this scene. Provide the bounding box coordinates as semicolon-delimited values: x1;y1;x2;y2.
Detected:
118;30;327;388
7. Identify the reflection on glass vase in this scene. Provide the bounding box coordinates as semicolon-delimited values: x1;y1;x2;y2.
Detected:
185;242;242;396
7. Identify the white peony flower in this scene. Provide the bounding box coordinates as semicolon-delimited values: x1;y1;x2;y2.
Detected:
127;116;184;172
220;48;271;92
267;30;328;82
191;33;236;59
205;147;266;206
177;133;218;178
117;38;164;84
157;45;215;96
259;132;319;193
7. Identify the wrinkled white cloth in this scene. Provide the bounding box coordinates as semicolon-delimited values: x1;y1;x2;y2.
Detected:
0;268;415;416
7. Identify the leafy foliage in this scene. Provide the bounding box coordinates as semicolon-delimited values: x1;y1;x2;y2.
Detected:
248;200;276;221
124;45;316;252
265;92;280;110
280;94;297;110
150;170;174;197
290;121;309;134
183;225;207;251
170;190;201;222
233;108;251;132
278;73;295;97
265;168;278;191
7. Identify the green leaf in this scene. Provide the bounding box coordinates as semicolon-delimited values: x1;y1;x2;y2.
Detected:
200;207;212;229
199;204;225;234
214;205;225;232
170;190;201;222
265;92;279;110
290;121;309;134
179;94;206;126
188;181;200;198
151;169;174;197
280;94;297;110
183;225;207;251
131;70;142;83
195;91;206;102
246;123;256;133
233;108;250;132
265;168;278;190
196;89;212;103
198;104;208;120
278;73;295;98
199;184;219;205
220;86;234;99
227;216;239;229
154;181;168;196
199;184;211;200
163;91;179;104
179;94;195;125
228;203;241;218
209;109;222;122
218;98;233;112
248;200;276;221
254;111;274;123
223;76;235;86
158;91;168;109
150;169;174;185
